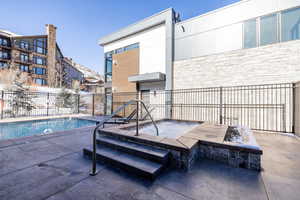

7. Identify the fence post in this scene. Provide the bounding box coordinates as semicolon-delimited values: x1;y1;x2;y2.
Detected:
136;100;139;136
180;103;183;120
92;94;95;116
138;91;141;118
282;104;286;133
1;91;3;119
219;87;223;125
77;94;80;114
293;82;300;136
46;93;49;116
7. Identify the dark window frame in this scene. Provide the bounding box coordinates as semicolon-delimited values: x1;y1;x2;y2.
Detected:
0;61;8;68
33;56;47;65
19;40;30;50
0;50;10;59
19;64;29;72
20;53;29;62
0;38;9;46
33;67;46;75
104;55;112;82
34;78;47;85
33;38;47;54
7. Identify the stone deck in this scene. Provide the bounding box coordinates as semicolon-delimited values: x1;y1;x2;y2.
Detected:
0;119;299;199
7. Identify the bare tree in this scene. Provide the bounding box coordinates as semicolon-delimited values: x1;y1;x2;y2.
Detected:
0;68;29;90
0;69;36;117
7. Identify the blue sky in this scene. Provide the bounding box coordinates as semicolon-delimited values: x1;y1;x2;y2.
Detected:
0;0;239;75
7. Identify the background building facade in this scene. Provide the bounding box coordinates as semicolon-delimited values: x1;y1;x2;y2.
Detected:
62;57;84;89
0;24;84;89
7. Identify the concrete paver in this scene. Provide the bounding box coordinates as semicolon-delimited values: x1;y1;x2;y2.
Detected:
0;123;299;200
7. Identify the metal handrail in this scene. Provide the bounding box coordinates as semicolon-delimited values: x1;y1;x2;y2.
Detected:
89;99;159;176
135;100;159;136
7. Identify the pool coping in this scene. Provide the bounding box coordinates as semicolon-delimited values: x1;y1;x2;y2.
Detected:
0;114;93;124
0;115;100;148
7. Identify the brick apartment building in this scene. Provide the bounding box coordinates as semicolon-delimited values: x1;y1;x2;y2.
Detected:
0;24;83;88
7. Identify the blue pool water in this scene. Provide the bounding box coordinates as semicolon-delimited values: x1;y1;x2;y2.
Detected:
0;118;96;140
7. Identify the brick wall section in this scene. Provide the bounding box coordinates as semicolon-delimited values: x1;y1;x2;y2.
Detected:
295;82;300;137
173;40;300;89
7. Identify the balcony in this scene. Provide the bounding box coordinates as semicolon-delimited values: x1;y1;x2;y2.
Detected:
0;56;11;62
14;58;32;65
13;45;32;53
0;43;11;50
0;63;10;69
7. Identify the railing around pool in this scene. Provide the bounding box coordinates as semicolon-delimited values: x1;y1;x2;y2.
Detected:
90;99;159;176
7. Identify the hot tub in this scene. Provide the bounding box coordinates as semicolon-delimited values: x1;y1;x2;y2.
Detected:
126;120;199;139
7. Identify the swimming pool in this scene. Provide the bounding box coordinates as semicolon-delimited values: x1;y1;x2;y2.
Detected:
0;118;96;140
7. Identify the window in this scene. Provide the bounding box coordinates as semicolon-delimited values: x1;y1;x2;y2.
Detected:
282;7;300;42
244;19;257;48
124;43;139;51
0;62;8;69
0;38;9;46
34;38;47;54
105;53;112;82
20;53;29;62
106;58;112;74
19;41;29;50
0;50;9;59
36;46;44;54
19;65;29;72
34;78;47;85
33;56;46;65
33;67;46;75
115;48;124;54
105;52;113;82
105;51;113;58
260;14;278;45
105;73;112;82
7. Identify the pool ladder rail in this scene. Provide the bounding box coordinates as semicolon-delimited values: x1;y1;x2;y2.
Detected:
90;99;159;176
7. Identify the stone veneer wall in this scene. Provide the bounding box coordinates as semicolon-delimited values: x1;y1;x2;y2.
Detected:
198;143;261;171
173;40;300;89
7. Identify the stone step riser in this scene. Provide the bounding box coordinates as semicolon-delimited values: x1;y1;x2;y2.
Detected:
96;138;169;165
83;148;163;180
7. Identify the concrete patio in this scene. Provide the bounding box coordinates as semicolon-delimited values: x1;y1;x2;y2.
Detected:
0;124;299;200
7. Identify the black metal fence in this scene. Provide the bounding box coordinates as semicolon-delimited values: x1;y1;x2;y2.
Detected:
0;82;295;133
111;83;295;133
0;91;105;119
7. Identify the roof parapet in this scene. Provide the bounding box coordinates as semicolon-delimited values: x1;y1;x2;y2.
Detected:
98;8;175;46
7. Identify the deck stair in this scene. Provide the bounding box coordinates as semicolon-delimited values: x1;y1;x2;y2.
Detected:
83;135;170;180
